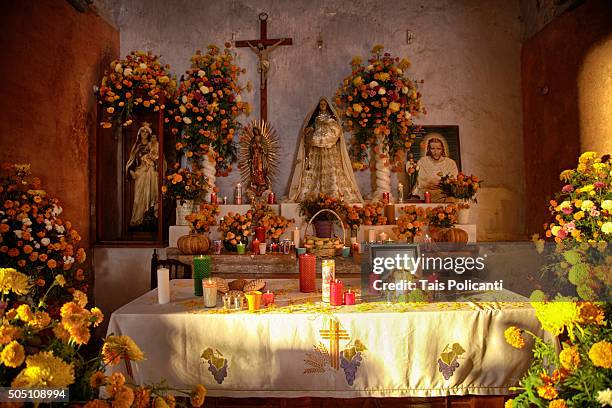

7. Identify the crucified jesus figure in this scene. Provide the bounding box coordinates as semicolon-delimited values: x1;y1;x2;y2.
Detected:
248;39;285;89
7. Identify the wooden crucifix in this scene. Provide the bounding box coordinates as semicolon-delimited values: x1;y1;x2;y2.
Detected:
235;12;292;122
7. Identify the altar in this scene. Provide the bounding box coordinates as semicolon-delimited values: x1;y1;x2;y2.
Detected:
106;279;548;399
169;202;478;247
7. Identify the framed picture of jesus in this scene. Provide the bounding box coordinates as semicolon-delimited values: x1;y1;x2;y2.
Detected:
404;125;462;200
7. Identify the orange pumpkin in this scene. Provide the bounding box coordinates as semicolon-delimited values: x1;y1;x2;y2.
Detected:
430;227;468;244
177;234;210;255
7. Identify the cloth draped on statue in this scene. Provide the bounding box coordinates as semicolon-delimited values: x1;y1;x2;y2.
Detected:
287;97;363;203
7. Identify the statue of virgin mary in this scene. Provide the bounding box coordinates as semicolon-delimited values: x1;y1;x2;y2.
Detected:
287;97;363;203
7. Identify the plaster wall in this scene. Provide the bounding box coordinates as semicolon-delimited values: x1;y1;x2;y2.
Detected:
97;0;526;242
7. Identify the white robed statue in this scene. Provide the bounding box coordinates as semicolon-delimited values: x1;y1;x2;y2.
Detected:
125;122;159;226
288;97;363;203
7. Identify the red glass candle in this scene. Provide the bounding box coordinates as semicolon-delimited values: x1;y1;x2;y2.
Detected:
262;290;274;306
424;191;431;203
268;191;276;204
344;290;356;305
330;280;344;306
382;191;390;204
254;226;265;242
251;237;260;254
210;192;218;204
299;253;316;293
271;241;278;253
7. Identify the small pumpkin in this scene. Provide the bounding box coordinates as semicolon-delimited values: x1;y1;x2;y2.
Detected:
431;227;468;244
177;233;210;255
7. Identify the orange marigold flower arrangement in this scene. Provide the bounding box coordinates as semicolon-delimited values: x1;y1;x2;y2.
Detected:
169;45;251;177
218;211;253;249
504;301;612;407
393;205;426;242
251;203;294;240
162;163;210;203
335;45;425;171
438;172;482;203
360;202;387;226
0;164;87;305
426;205;458;229
97;51;176;128
186;203;220;234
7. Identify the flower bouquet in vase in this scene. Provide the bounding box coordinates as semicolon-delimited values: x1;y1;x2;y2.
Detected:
438;172;481;224
162;164;210;225
218;211;252;252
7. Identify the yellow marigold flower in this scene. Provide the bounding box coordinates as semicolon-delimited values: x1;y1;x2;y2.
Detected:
573;211;585;221
71;325;91;345
89;371;106;388
589;340;612;369
84;400;111;408
73;290;88;307
559;346;580;372
0;268;31;296
578;151;597;163
533;301;580;336
602;222;612;235
0;324;22;345
54;275;66;287
504;326;525;349
11;351;74;388
16;304;34;322
53;324;71;343
1;340;25;368
537;384;559;400
113;385;135;408
102;335;145;366
90;307;104;327
31;311;51;329
190;384;207;407
549;399;568;408
504;399;514;408
578;302;605;325
106;371;126;397
559;170;573;181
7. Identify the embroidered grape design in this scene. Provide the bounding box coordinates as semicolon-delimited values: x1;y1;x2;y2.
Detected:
208;359;228;384
437;357;459;380
340;351;362;386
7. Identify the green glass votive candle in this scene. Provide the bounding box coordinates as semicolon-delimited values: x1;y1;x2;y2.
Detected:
236;241;246;255
193;255;211;280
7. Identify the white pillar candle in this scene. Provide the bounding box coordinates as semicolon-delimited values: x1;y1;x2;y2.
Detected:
368;229;377;243
379;231;388;242
203;279;217;308
292;227;301;248
157;268;170;304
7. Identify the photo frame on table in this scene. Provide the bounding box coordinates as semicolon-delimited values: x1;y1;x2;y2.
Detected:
361;243;422;295
409;125;462;170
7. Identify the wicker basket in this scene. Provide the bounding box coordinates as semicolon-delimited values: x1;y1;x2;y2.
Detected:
304;209;346;257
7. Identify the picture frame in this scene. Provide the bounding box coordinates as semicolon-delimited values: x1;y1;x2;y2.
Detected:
409;125;462;170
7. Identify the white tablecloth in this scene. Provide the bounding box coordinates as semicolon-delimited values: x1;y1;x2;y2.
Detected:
106;279;546;398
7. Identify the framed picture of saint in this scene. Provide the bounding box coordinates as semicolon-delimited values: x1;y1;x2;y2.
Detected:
405;125;462;200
